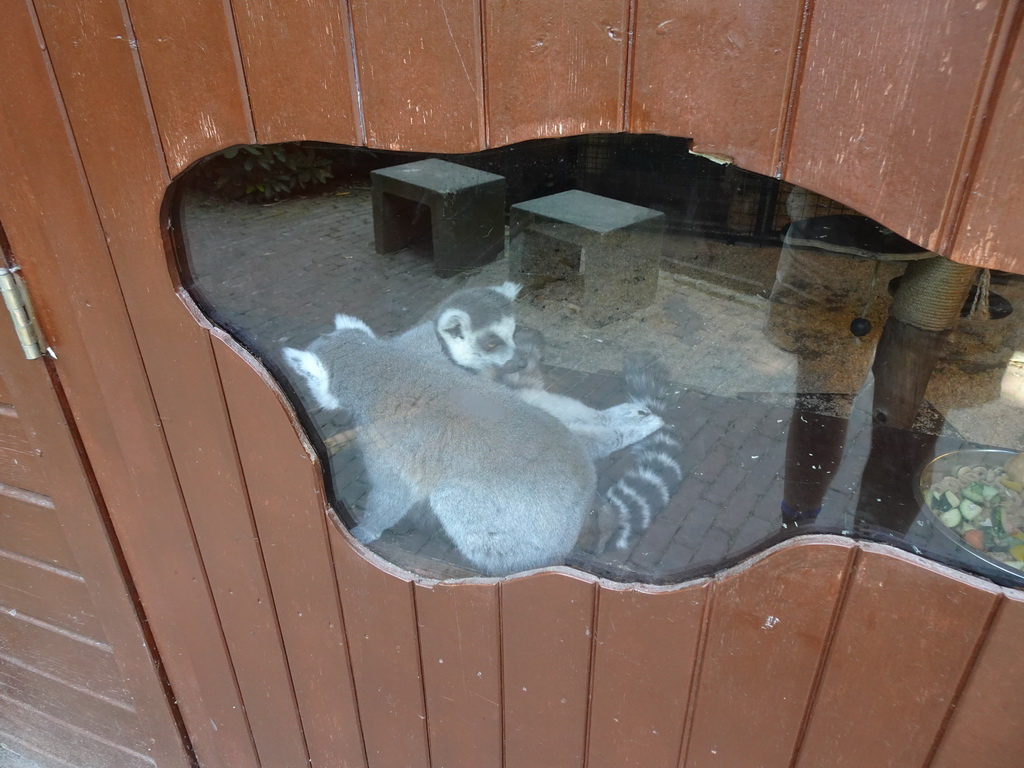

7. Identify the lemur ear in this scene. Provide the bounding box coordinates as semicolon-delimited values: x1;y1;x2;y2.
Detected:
334;314;375;336
282;347;340;410
437;308;470;340
492;281;522;300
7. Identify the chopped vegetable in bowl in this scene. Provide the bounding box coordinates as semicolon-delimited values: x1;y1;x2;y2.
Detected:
922;452;1024;570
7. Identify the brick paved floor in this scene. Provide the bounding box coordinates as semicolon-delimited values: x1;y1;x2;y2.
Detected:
178;187;1024;585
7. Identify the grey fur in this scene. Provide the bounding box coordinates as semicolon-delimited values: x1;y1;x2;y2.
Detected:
605;354;684;548
410;285;682;552
283;314;595;576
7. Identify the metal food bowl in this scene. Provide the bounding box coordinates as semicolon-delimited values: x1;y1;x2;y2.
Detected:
918;448;1024;581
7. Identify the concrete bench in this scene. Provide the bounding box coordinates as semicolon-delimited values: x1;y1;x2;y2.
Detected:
371;159;505;276
508;190;664;324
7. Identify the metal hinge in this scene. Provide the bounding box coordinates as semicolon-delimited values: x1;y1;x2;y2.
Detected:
0;267;46;360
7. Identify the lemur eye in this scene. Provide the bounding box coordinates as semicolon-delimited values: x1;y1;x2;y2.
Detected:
484;338;505;351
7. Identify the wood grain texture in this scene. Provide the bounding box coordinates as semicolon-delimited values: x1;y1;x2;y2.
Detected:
631;0;805;177
0;552;105;642
0;659;149;758
0;490;77;571
12;3;258;764
684;539;854;768
415;580;503;768
785;0;1001;250
502;571;596;768
794;545;1000;768
333;528;428;768
953;8;1024;273
126;0;254;175
485;0;629;146
214;333;366;768
930;590;1024;768
0;610;127;705
349;0;484;152
0;410;46;495
232;0;361;145
586;580;708;768
0;694;153;768
0;303;187;766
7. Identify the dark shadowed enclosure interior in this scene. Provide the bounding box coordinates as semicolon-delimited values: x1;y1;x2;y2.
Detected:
177;135;1024;587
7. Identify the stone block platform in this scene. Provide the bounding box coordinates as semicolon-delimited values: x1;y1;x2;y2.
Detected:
509;189;664;324
371;158;505;276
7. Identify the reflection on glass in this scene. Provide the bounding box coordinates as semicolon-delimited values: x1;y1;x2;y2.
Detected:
175;135;1024;585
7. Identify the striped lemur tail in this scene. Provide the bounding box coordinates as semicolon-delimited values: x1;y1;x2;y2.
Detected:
601;353;684;550
492;330;681;553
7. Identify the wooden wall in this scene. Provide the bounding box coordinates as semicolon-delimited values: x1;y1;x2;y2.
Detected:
1;1;1023;767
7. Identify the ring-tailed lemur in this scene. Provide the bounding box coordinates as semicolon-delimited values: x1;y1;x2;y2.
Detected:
282;314;595;576
491;328;684;549
404;283;684;549
395;283;664;460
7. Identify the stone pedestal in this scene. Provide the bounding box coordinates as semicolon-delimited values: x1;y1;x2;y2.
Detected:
371;159;505;276
509;190;664;324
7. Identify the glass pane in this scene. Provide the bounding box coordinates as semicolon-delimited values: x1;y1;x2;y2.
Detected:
175;135;1024;584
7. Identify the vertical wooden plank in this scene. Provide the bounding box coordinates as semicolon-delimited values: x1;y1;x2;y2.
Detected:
214;334;367;768
502;571;595;768
953;10;1024;274
349;0;484;152
333;529;429;768
785;0;1001;250
931;591;1024;768
684;539;854;768
795;545;1000;768
231;0;361;145
586;580;708;768
1;3;256;765
415;580;503;768
126;0;255;174
631;0;806;177
484;0;629;146
32;0;309;763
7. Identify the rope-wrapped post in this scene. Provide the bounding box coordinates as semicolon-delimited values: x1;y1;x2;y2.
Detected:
872;255;977;429
858;256;978;531
871;255;977;433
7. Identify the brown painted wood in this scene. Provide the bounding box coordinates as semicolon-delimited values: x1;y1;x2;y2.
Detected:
0;694;153;768
349;0;484;152
631;0;805;177
213;333;366;768
118;310;309;768
126;0;255;175
0;223;187;768
415;580;503;768
684;539;854;768
0;489;77;570
0;409;46;495
0;660;149;757
0;610;127;706
954;11;1024;274
930;589;1024;768
785;0;1001;251
0;551;105;642
484;0;629;146
794;545;1000;768
502;571;595;768
586;580;708;768
333;528;433;767
232;0;361;145
3;4;254;765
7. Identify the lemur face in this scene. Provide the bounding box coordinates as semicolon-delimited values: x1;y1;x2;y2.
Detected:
436;310;517;371
434;283;524;373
